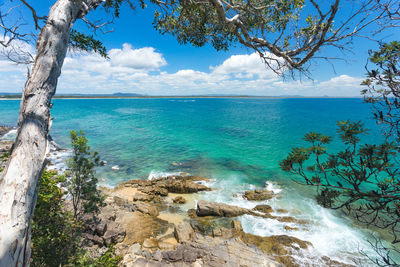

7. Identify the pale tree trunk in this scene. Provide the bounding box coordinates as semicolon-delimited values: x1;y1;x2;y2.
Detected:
0;0;102;266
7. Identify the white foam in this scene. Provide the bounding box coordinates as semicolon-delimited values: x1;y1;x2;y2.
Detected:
0;128;17;141
46;142;72;174
192;177;378;266
147;170;187;180
265;181;282;194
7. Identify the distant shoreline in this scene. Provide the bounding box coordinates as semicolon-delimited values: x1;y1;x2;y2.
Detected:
0;95;363;100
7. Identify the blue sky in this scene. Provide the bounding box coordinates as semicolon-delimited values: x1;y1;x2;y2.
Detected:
0;1;398;96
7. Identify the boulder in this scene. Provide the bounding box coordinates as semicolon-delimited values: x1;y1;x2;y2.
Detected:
98;205;117;221
243;189;275;201
143;237;159;249
132;192;155;202
173;196;186;204
158;239;177;250
139;186;168;196
103;221;126;245
174;222;195;243
164;180;210;193
132;202;159;216
253;204;273;214
83;233;104;246
231;220;243;232
95;220;108;236
196;200;250;217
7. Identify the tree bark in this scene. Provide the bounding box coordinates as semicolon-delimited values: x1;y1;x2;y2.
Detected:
0;0;101;266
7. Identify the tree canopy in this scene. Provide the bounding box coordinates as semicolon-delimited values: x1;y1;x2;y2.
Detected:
1;0;398;75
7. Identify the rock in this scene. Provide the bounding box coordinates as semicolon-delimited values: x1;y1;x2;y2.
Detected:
167;180;210;193
98;205;117;221
95;220;108;236
174;222;195;243
133;192;155;202
284;226;299;231
103;221;126;245
196;200;250;217
133;202;159;216
127;243;141;255
139;186;169;197
173;196;186;204
83;233;104;246
143;237;159;249
118;211;169;245
243;189;275;201
253;204;273;214
276;208;289;213
113;196;127;206
219;227;234;239
231;220;243;232
152;250;163;261
164;235;280;266
187;209;197;218
158;239;177;250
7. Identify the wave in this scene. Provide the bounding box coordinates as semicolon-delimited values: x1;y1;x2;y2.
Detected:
147;170;188;180
0;128;17;141
190;177;378;266
46;142;72;174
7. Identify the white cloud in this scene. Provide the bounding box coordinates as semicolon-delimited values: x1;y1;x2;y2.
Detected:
109;44;166;70
0;43;364;96
211;52;278;79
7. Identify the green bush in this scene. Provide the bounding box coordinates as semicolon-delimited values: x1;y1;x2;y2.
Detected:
31;170;79;267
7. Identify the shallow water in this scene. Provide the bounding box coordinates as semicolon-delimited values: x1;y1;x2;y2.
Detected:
0;98;390;265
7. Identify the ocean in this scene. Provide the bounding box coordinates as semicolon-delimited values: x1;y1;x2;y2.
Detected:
0;98;389;265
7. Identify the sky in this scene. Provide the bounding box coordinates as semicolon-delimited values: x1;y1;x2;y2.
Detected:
0;1;398;96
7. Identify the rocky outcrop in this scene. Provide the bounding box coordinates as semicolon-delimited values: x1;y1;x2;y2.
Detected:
121;220;283;267
253;204;273;214
243;189;275;201
88;174;351;267
119;175;212;196
84;217;126;247
196;200;250;217
174;222;195;243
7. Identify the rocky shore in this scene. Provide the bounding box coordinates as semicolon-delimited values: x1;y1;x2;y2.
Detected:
87;174;353;267
0;128;355;266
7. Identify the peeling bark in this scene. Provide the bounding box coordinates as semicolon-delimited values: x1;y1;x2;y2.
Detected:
0;0;103;266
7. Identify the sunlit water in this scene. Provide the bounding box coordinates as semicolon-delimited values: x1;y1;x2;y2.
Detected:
0;98;392;265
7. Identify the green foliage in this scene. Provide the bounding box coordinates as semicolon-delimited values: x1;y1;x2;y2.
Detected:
361;41;400;142
280;121;400;243
67;130;104;220
153;0;305;51
31;170;79;267
31;170;120;266
69;29;108;58
69;246;122;267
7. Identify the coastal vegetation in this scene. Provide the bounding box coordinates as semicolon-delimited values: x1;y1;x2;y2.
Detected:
281;42;400;265
68;130;104;220
31;133;121;266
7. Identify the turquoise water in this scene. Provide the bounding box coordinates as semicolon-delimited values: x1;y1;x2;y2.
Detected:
0;98;380;185
0;98;388;264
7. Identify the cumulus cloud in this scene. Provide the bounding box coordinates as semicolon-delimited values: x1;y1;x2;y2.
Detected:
109;44;166;70
211;52;278;79
0;43;363;96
